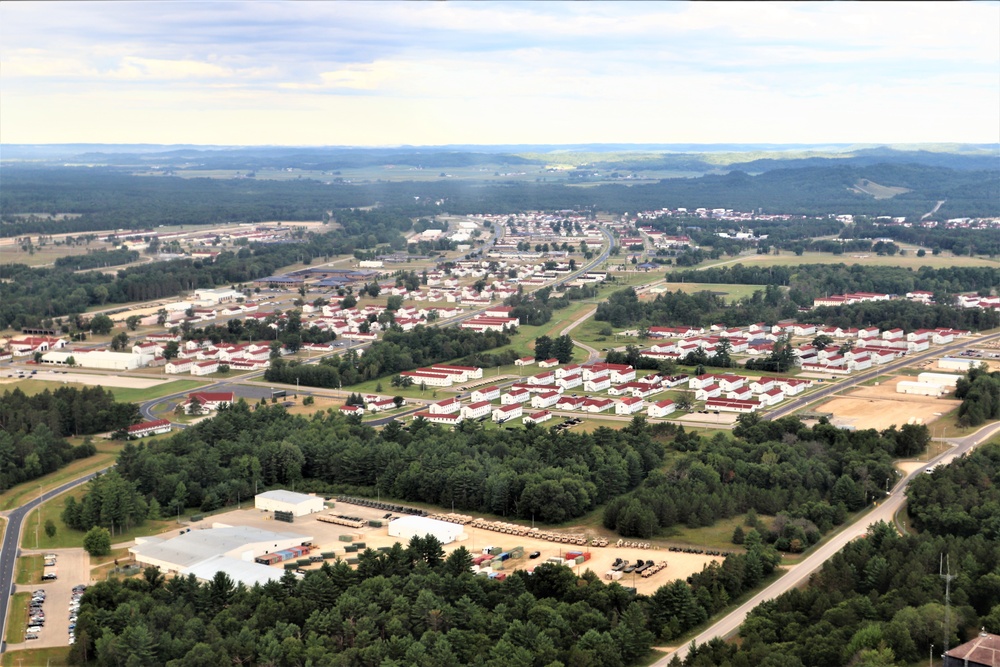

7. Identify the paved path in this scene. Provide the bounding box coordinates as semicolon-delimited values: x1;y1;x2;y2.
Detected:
0;468;111;653
652;420;1000;665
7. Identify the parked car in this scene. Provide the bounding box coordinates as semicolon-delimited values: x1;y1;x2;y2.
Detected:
529;551;541;559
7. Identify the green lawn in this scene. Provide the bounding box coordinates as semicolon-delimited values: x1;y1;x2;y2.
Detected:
21;486;181;550
14;555;43;585
1;439;125;511
106;379;208;403
659;514;761;552
4;593;32;644
0;647;71;667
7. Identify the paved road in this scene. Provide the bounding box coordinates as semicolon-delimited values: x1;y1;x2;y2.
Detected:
0;467;112;654
653;420;1000;665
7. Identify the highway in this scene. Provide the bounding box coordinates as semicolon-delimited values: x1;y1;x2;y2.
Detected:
652;420;1000;665
0;467;112;653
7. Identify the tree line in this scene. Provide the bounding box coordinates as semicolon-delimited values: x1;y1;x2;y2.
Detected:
53;247;140;270
65;402;663;527
676;442;1000;666
594;286;797;330
265;326;513;388
0;386;138;491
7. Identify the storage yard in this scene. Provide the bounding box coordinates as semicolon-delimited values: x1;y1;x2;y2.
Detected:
197;501;723;596
817;375;960;431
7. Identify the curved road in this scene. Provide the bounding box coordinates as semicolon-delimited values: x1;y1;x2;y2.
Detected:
0;467;112;653
653;421;1000;665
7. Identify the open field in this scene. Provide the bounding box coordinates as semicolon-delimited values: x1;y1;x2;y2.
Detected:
0;376;206;403
0;648;71;667
850;179;911;199
646;282;768;302
816;375;960;431
15;555;43;586
4;593;32;645
696;250;1000;271
0;439;124;511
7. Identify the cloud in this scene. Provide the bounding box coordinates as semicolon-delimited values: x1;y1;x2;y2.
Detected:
0;1;996;144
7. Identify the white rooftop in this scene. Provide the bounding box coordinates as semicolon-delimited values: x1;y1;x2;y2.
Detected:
255;489;318;505
182;555;291;587
131;525;306;569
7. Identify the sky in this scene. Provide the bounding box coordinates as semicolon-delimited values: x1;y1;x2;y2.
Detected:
1;1;998;146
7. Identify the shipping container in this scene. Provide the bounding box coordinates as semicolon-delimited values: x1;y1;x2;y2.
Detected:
321;552;336;559
344;545;358;553
496;573;507;581
284;563;298;570
574;555;585;565
338;535;354;543
498;552;510;561
346;558;359;565
491;560;504;571
368;520;383;528
489;547;502;556
354;542;366;549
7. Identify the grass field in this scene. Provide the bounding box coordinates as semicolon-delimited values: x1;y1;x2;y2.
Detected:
21;486;181;550
695;250;1000;271
15;555;43;586
4;592;32;644
0;647;71;667
0;377;207;404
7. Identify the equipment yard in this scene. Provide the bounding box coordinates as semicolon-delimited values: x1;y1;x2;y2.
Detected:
817;375;960;431
190;503;723;596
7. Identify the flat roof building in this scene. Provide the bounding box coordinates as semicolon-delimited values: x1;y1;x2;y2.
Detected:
387;515;466;545
254;490;325;517
130;525;311;579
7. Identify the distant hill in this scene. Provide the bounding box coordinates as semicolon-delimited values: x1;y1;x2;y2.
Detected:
2;143;997;174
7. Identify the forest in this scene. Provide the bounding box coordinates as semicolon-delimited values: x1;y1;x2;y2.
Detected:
0;386;138;491
0;209;414;329
603;416;929;545
68;550;657;667
674;443;1000;667
70;402;664;524
954;364;1000;427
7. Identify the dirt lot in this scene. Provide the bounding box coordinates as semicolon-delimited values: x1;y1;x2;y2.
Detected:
7;549;89;650
200;504;721;596
1;371;170;389
817;376;960;431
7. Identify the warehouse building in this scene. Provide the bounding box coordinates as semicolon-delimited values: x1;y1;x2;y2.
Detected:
129;525;311;584
41;350;145;371
387;515;466;545
896;381;946;397
937;357;979;372
917;372;964;387
254;490;325;517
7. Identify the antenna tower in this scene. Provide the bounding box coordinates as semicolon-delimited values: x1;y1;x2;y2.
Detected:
940;553;955;654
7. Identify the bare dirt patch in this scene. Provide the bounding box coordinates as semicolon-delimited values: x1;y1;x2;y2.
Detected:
816;376;959;430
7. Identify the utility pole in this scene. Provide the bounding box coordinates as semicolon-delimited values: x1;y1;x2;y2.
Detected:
940;554;955;655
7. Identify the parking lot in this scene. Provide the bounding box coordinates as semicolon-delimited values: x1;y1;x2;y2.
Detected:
9;549;89;649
